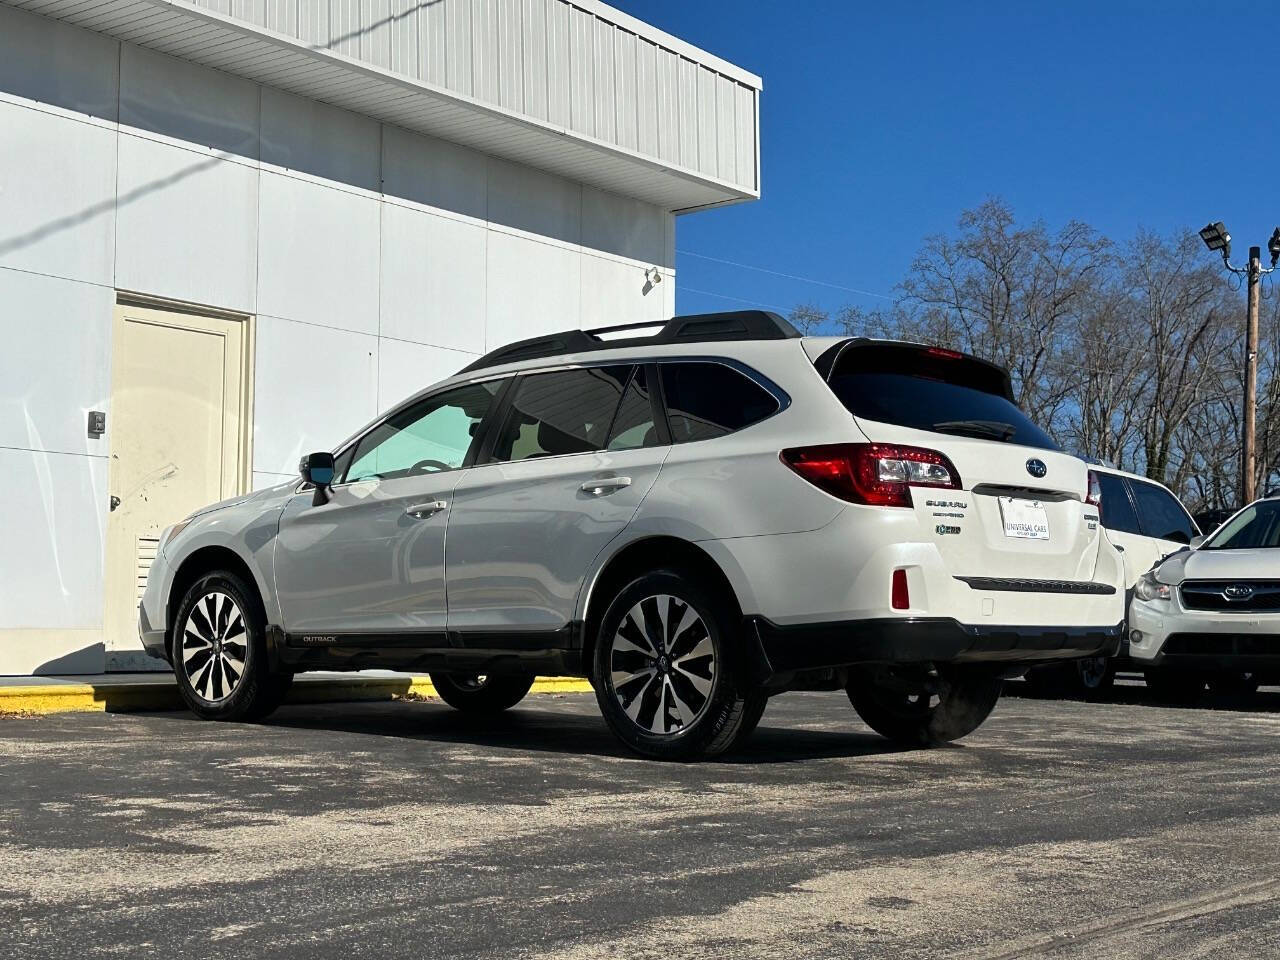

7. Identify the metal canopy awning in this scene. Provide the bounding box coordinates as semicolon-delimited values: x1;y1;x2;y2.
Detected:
9;0;757;212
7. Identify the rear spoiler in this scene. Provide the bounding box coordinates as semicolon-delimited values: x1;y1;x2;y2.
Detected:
812;338;1015;403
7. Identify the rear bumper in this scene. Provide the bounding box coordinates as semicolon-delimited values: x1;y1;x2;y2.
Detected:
747;615;1123;678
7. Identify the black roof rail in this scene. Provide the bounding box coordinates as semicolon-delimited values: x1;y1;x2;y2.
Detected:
459;310;801;374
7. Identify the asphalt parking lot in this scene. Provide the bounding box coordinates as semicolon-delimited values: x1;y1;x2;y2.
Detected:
4;683;1280;959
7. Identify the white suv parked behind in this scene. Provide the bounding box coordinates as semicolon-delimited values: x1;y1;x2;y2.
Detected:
1129;496;1280;700
139;311;1125;759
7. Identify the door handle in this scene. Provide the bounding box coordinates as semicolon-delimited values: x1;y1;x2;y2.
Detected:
580;476;632;496
405;500;448;519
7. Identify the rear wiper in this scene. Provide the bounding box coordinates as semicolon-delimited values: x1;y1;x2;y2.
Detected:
932;419;1016;441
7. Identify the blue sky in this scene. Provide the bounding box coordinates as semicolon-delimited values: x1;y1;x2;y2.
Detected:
612;1;1280;318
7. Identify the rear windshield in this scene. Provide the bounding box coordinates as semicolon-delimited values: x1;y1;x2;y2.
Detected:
823;343;1058;451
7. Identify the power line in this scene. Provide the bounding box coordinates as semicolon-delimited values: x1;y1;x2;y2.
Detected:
678;249;895;301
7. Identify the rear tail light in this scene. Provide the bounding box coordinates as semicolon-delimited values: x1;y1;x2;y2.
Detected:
780;443;962;507
1086;470;1102;509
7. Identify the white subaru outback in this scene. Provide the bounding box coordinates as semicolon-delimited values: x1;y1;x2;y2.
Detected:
139;311;1124;759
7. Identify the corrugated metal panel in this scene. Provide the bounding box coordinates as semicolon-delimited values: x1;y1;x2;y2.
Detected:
568;4;593;136
676;55;698;171
613;27;636;151
695;64;716;178
387;0;417;77
735;81;755;190
360;0;391;70
654;46;679;165
520;0;546;120
635;37;657;158
9;0;760;208
497;0;522;112
419;0;446;85
328;0;360;57
591;14;615;143
545;0;569;127
715;73;734;188
471;0;499;105
264;0;295;35
445;0;471;95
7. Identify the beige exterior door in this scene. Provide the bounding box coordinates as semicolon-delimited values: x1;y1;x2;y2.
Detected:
104;301;251;669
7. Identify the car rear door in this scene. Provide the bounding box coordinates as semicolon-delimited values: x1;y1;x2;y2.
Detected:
444;364;667;643
273;380;504;638
1092;471;1155;588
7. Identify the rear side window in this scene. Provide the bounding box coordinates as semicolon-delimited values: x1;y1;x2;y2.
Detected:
1095;472;1141;535
606;366;661;451
660;362;778;443
1129;479;1197;544
824;344;1058;450
489;366;631;462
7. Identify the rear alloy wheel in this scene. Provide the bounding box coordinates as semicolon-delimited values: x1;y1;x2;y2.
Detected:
848;665;1002;746
593;571;763;760
173;571;291;721
1143;668;1205;705
429;672;536;713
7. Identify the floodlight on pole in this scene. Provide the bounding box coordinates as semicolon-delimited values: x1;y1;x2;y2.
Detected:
1201;219;1280;505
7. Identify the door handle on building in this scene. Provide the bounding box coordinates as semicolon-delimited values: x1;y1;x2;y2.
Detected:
405;500;448;519
580;476;632;496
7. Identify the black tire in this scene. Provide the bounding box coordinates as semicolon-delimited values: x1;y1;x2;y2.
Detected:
847;665;1002;746
1206;673;1260;697
1143;668;1205;704
172;571;290;721
1075;656;1116;700
592;569;764;760
429;672;536;713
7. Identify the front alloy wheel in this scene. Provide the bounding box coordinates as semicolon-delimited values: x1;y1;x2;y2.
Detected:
593;570;763;760
181;591;247;702
172;571;291;721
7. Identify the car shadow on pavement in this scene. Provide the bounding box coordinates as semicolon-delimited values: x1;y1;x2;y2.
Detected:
208;698;911;764
1006;678;1280;714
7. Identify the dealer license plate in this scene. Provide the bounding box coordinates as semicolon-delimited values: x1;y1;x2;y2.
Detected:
999;497;1049;540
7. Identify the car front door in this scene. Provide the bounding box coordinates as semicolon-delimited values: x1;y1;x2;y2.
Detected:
445;364;668;644
1128;477;1199;565
273;379;505;638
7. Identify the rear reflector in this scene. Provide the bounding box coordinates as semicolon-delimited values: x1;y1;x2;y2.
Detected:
891;569;910;610
780;443;962;507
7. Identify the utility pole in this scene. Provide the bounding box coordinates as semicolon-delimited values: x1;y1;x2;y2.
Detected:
1245;246;1261;504
1199;222;1280;505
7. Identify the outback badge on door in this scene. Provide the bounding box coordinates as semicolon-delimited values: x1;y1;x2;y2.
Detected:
1025;458;1048;478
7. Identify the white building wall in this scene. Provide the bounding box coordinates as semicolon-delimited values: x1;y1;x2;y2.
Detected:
0;4;676;674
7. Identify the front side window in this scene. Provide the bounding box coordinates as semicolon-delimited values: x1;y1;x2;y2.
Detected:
1204;500;1280;550
1129;479;1197;544
345;380;502;482
660;362;778;443
489;366;632;463
1095;472;1141;535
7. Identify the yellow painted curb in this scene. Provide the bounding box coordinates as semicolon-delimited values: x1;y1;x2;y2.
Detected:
0;675;594;716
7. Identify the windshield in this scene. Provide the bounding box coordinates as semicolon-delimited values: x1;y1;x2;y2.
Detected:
1203;500;1280;550
823;344;1058;451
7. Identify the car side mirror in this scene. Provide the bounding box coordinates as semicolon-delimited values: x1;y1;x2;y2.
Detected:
299;451;335;506
1189;535;1205;549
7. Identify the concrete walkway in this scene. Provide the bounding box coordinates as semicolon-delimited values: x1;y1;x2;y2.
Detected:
0;671;592;714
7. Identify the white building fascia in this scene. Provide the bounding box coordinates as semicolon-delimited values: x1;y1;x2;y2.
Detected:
7;0;762;213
